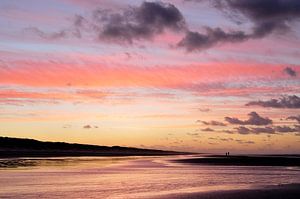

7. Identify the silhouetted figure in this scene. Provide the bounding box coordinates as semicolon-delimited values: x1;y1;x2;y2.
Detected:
228;152;230;156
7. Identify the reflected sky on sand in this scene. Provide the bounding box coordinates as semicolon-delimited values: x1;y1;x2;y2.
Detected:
1;155;300;199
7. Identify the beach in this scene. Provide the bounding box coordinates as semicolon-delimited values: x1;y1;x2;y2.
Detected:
1;155;300;198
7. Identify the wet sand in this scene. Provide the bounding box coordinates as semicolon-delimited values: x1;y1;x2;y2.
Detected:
1;156;300;198
153;184;300;199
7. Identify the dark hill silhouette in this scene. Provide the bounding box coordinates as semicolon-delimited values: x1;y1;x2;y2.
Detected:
0;137;186;158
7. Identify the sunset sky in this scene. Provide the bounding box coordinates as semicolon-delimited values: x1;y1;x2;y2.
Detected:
0;0;300;153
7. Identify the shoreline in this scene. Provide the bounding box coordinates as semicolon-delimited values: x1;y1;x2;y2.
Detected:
0;149;186;158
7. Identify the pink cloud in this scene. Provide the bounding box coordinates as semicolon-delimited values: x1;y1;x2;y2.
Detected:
1;60;296;88
0;89;110;106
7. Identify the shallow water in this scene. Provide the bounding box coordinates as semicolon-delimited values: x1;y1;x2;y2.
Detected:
0;155;300;199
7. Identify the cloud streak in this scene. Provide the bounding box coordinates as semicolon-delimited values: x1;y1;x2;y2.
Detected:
287;115;300;124
199;120;226;126
233;125;299;135
275;125;300;133
1;60;294;91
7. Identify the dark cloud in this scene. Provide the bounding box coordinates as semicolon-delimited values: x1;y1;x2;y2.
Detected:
208;137;234;142
283;67;297;77
200;120;227;126
235;139;255;144
235;126;275;135
244;141;255;144
27;0;300;51
275;125;300;133
246;95;300;109
225;112;272;126
27;2;187;45
213;0;300;36
177;28;247;52
83;125;92;129
251;127;275;134
74;14;88;28
217;0;300;25
232;125;299;135
84;1;186;44
201;127;214;132
83;124;98;129
63;124;72;129
235;126;278;135
187;132;200;137
24;0;300;52
24;27;67;40
220;138;233;142
180;0;300;51
223;130;234;134
287;115;300;124
199;108;210;112
235;126;250;134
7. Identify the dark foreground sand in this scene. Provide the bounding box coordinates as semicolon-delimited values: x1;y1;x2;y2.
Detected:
152;184;300;199
175;155;300;166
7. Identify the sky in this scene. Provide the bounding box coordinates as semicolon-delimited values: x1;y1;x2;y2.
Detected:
0;0;300;153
